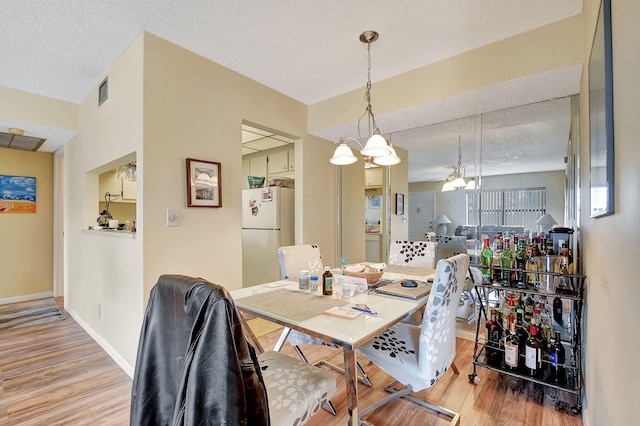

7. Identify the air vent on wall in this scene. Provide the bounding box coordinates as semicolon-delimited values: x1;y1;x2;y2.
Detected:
0;130;46;151
98;77;108;106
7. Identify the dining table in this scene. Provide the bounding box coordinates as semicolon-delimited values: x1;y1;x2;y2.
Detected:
230;265;436;426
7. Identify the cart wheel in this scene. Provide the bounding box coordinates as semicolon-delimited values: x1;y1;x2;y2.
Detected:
468;373;480;384
570;406;582;416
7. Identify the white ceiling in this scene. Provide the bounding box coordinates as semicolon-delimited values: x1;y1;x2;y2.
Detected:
0;0;583;181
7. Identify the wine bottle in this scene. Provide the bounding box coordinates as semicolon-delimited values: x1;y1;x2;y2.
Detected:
525;323;542;377
553;296;563;325
485;309;502;368
481;237;493;281
549;331;566;385
504;322;520;371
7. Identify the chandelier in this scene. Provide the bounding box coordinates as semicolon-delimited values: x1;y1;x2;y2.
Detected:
442;136;475;191
329;31;401;167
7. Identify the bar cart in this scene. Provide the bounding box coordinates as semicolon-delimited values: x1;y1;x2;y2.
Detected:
467;264;586;415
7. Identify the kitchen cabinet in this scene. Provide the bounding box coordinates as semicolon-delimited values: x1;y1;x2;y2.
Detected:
365;167;383;188
249;155;268;179
268;148;294;175
99;170;136;203
468;267;586;415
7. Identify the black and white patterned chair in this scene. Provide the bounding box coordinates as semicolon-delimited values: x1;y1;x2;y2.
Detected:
258;350;337;426
388;240;437;268
358;253;470;425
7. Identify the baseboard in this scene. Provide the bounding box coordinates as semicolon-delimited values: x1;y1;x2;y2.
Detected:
64;305;135;378
0;292;54;305
455;328;476;341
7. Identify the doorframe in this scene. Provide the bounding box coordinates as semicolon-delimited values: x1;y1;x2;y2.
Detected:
53;146;65;298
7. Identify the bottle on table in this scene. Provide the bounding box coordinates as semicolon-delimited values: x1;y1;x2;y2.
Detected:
549;331;566;385
501;238;513;287
504;322;521;372
525;322;542;377
310;275;319;293
481;237;493;281
298;270;309;291
322;266;333;296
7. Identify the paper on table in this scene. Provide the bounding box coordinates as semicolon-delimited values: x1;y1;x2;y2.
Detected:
333;275;368;292
323;306;362;319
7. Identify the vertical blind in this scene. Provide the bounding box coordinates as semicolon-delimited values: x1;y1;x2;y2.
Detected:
467;188;546;231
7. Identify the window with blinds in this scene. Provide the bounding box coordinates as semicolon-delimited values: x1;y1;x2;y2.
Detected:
467;188;546;231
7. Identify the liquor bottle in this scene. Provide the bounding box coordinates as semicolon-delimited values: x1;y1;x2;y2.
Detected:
556;243;574;295
524;293;535;324
492;234;503;283
481;237;493;281
553;296;563;325
485;309;502;368
549;331;566;385
525;323;542;377
545;239;555;255
322;266;333;295
501;238;513;287
504;322;521;372
515;239;528;288
501;293;515;333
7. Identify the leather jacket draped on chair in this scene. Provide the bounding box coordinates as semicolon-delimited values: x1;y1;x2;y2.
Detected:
130;274;269;425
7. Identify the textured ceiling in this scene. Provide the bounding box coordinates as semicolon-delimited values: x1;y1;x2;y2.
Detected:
0;0;583;180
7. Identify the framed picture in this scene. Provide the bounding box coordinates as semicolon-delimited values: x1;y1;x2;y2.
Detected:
588;0;614;218
186;158;222;208
368;195;381;209
0;175;37;213
396;193;404;215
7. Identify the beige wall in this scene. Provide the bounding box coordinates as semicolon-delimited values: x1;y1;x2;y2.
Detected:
66;33;145;371
309;15;583;134
580;0;639;425
63;32;338;371
0;148;54;301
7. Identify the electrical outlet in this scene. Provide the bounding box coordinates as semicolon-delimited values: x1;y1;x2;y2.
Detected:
167;209;179;226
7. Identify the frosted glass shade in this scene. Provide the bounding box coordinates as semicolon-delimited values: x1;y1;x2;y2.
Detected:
329;143;358;165
373;146;401;166
360;134;392;157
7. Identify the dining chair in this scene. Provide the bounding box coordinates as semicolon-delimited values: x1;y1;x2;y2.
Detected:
357;253;470;425
275;244;373;415
131;274;336;426
388;240;437;268
432;235;476;322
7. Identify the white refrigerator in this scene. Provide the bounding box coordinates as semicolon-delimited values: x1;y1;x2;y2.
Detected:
242;187;294;286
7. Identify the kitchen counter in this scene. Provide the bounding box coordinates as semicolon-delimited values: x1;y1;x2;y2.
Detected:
82;228;136;239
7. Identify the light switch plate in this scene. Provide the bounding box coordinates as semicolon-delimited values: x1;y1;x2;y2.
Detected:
167;209;179;227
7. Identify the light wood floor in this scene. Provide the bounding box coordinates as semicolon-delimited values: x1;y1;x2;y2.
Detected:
0;298;583;425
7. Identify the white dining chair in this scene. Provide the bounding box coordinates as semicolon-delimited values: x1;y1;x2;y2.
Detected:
388;240;437;268
357;253;470;425
275;244;373;415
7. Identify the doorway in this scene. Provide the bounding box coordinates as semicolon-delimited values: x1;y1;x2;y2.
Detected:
408;191;435;241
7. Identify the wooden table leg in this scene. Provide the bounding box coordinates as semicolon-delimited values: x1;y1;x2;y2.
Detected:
343;347;358;426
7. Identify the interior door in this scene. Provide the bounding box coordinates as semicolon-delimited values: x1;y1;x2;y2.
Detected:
408;191;435;240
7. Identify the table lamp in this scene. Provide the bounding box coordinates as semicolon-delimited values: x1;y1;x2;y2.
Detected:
435;214;452;235
535;213;558;232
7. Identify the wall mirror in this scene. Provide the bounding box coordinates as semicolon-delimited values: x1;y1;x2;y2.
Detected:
588;0;615;218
